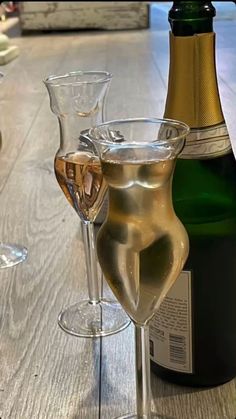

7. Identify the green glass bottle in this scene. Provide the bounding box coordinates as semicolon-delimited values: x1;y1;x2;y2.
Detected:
150;1;236;386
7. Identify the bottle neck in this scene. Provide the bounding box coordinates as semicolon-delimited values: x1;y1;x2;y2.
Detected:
163;32;232;159
165;1;232;159
169;1;215;36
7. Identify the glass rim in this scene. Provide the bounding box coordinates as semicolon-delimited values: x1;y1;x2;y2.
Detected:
43;70;112;86
89;117;190;146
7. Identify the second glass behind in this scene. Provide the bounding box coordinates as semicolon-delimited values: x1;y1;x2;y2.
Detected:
44;71;130;337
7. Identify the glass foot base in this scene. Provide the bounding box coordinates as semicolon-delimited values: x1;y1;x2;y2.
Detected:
0;243;27;268
58;299;130;337
116;414;161;419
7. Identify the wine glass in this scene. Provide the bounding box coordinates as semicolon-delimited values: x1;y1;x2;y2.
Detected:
44;71;130;337
89;118;190;418
0;72;27;268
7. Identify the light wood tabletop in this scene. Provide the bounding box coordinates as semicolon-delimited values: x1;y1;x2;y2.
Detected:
0;3;236;419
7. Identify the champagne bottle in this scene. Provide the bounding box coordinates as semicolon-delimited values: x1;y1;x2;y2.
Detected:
150;1;236;387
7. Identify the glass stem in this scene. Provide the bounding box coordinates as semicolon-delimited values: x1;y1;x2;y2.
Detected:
81;221;100;304
135;323;152;418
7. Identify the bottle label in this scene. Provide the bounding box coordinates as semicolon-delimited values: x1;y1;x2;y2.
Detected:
181;122;232;159
149;270;193;373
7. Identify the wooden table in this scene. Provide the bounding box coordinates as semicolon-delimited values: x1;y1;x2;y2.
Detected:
0;3;236;418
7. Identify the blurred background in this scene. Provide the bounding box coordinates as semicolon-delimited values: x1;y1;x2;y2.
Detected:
0;2;236;38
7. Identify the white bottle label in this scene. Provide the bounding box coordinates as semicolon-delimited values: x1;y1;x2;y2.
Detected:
181;122;231;159
149;270;193;373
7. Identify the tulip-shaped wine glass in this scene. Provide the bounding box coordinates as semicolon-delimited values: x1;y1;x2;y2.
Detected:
0;72;27;268
44;71;130;337
89;118;189;418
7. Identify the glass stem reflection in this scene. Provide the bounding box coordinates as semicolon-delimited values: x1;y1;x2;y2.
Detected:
135;323;151;418
81;221;100;304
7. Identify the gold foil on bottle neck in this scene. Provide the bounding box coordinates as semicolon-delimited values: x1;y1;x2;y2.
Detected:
164;32;224;128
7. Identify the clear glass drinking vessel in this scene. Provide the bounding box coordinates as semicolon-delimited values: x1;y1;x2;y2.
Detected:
44;71;130;337
0;72;27;268
89;118;190;418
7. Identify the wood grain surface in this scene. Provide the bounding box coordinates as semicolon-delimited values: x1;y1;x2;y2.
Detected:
0;3;236;419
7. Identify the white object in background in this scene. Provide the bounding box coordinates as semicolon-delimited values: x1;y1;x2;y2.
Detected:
0;32;19;65
0;33;19;65
19;2;149;31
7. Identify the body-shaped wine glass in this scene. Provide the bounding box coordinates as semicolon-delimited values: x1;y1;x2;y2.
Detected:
90;118;189;417
44;71;129;337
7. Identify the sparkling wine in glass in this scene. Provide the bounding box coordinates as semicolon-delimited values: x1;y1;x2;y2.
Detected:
89;118;189;417
44;71;130;337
